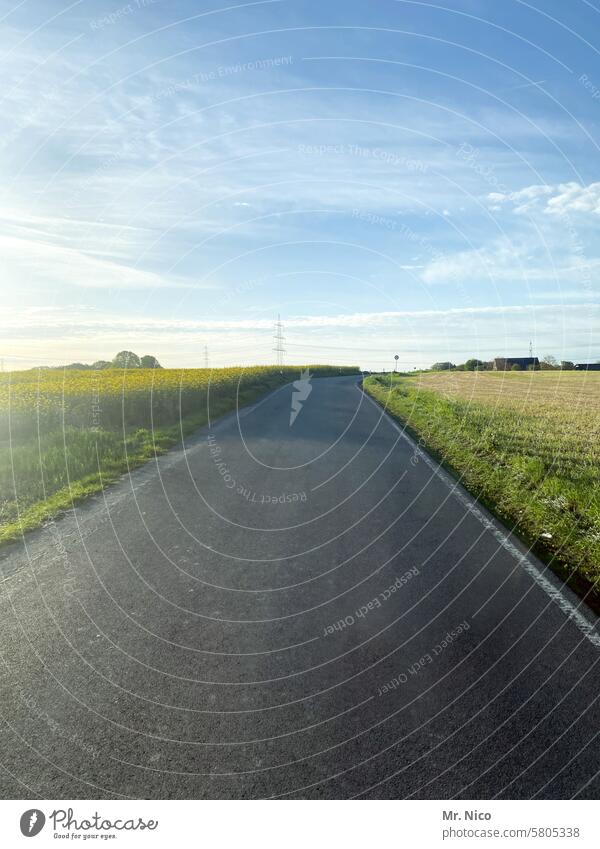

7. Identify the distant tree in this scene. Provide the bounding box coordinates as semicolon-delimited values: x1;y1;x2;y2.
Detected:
140;354;162;369
431;361;455;371
542;354;558;368
63;362;90;370
561;360;575;370
465;358;486;371
92;360;112;370
112;350;141;369
511;363;521;371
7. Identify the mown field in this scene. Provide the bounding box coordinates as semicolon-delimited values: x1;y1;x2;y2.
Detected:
0;364;358;543
364;370;600;604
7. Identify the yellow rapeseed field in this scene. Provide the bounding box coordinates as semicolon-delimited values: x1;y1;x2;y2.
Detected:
0;364;357;541
0;365;354;440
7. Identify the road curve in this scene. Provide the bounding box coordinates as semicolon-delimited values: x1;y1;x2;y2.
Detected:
0;375;599;799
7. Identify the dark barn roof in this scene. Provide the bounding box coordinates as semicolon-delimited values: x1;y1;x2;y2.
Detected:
575;363;600;370
494;357;540;370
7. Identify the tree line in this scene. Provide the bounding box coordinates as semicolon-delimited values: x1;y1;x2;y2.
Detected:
46;351;162;370
429;356;598;372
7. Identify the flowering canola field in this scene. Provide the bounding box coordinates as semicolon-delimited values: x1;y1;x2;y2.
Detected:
1;365;356;439
0;364;358;541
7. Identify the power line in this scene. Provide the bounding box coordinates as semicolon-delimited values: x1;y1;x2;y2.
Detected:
273;314;285;366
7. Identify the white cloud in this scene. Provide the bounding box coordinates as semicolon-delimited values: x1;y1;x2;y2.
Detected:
488;182;600;216
546;182;600;215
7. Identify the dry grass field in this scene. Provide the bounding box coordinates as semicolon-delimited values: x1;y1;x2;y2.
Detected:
364;370;600;604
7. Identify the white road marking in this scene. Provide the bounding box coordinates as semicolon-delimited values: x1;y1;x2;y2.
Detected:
361;386;600;650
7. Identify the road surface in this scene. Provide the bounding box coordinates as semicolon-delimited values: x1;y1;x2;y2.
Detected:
0;376;599;799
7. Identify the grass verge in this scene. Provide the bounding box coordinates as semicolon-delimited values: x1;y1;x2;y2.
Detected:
363;373;600;610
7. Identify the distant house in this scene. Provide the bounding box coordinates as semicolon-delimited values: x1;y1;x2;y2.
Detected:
575;363;600;371
494;357;540;371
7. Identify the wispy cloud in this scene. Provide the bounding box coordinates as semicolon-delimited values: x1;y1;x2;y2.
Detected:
3;302;596;332
0;231;206;290
421;237;600;288
3;302;597;370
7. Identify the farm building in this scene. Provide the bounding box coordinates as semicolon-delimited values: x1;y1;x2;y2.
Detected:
575;363;600;370
493;357;540;371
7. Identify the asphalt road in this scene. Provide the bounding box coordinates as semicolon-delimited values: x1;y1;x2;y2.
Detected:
1;375;599;799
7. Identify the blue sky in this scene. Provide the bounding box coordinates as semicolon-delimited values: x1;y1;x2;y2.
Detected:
1;0;599;369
